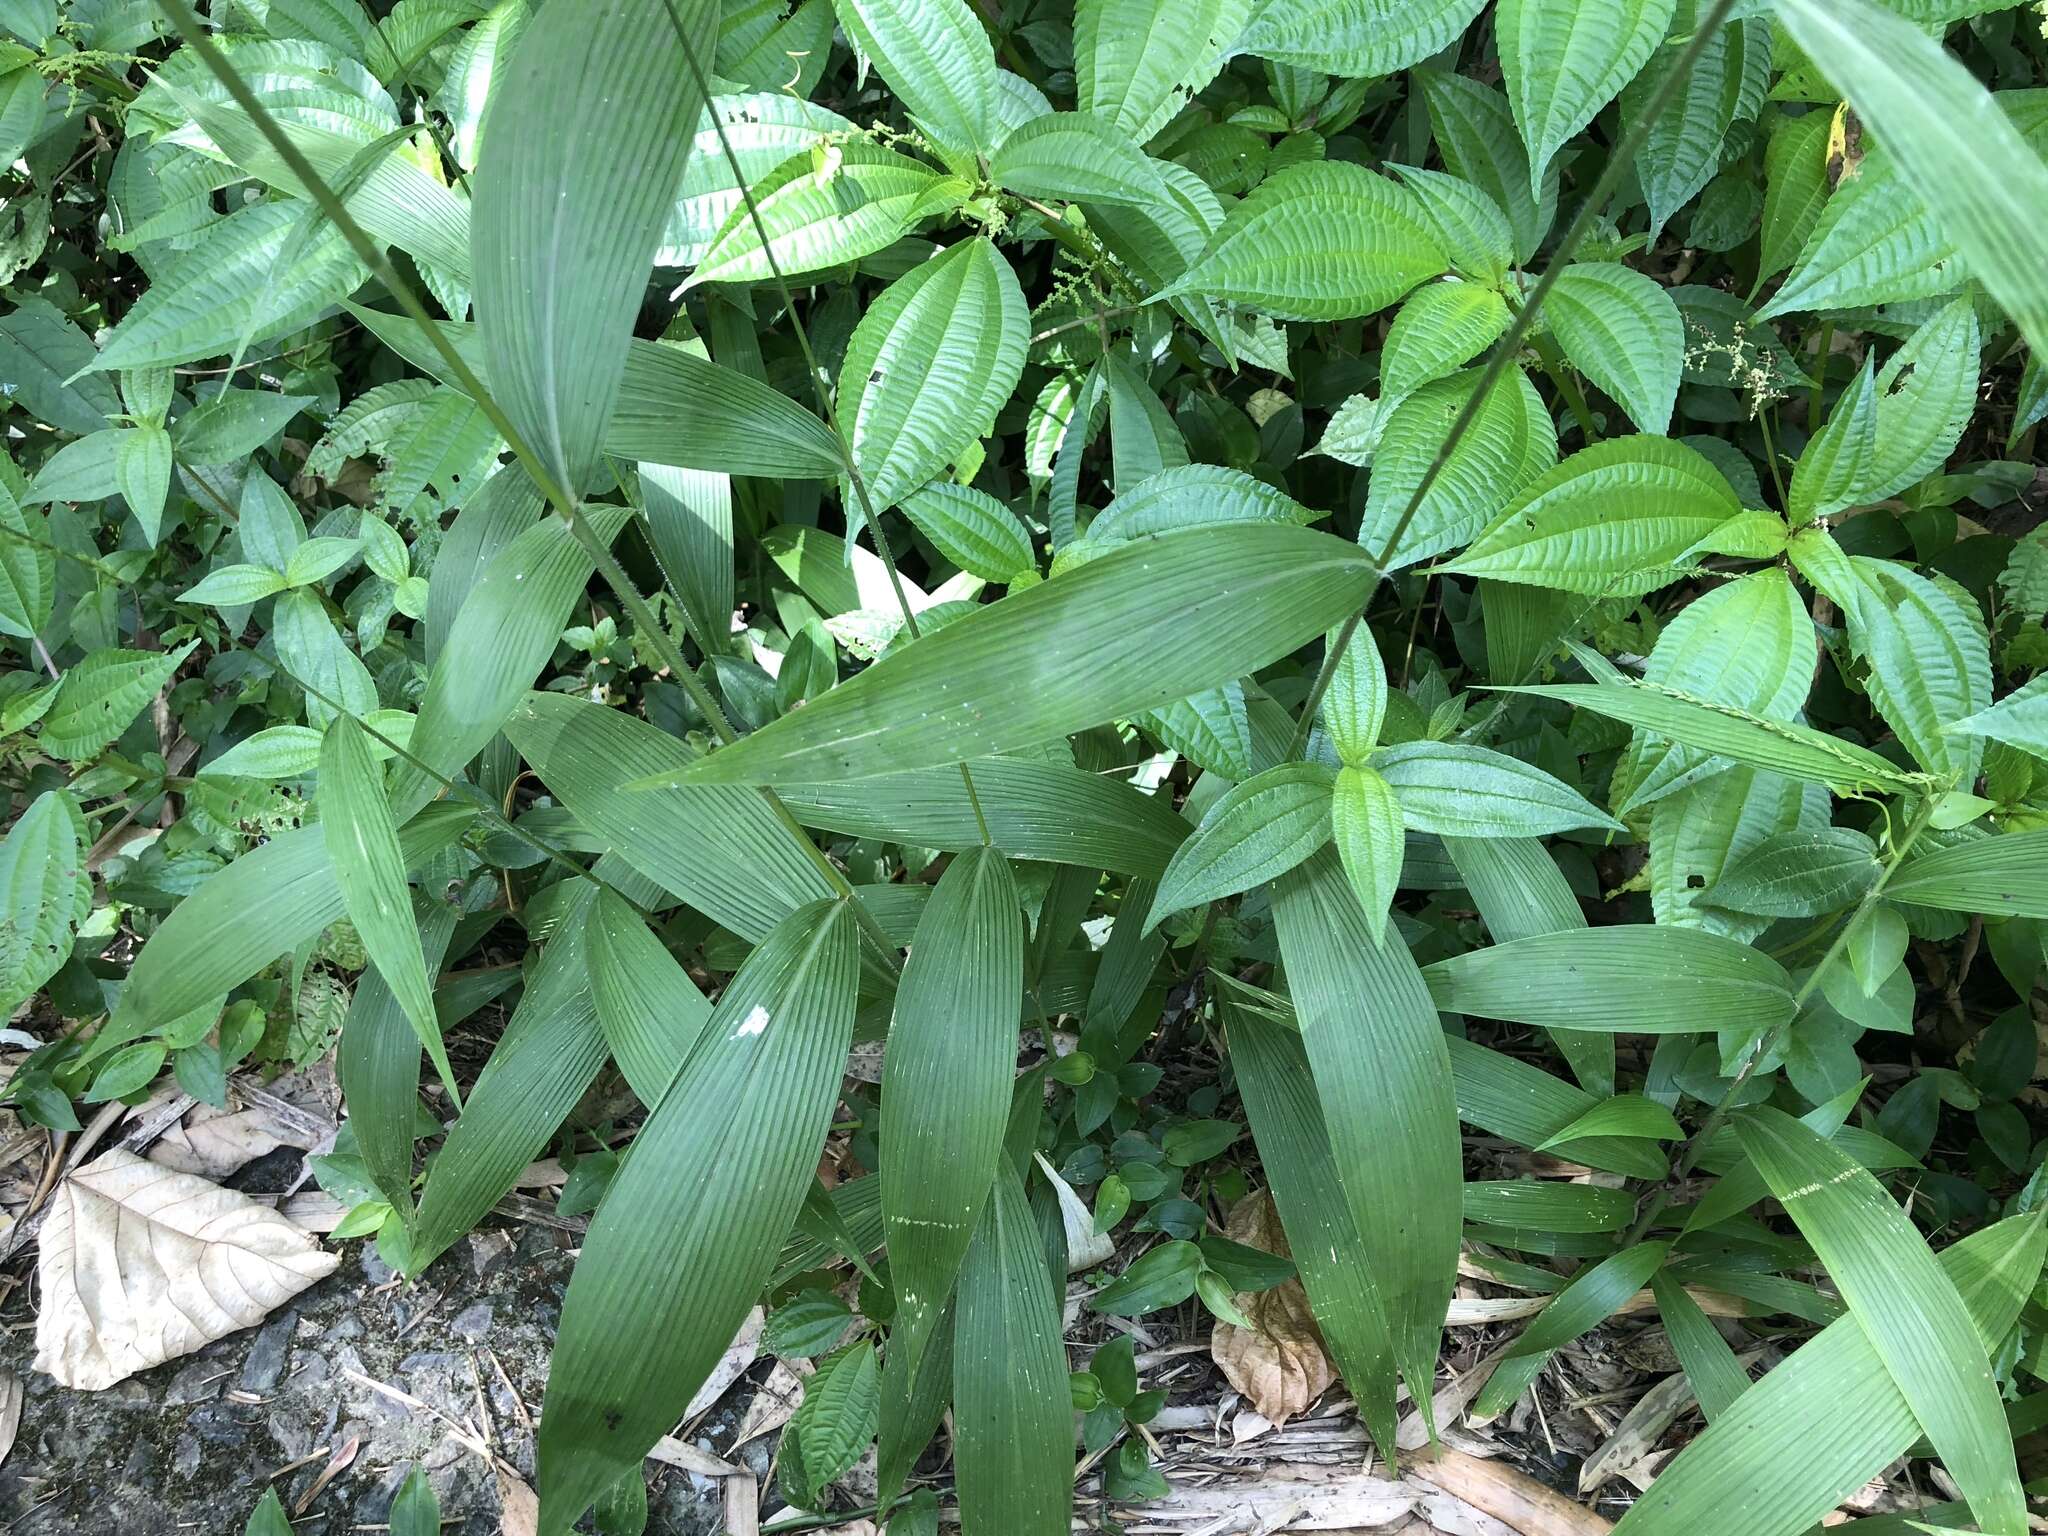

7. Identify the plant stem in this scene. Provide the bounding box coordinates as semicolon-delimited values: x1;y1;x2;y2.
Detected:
1808;319;1834;426
1531;331;1601;443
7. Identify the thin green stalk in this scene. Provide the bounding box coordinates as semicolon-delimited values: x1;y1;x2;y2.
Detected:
1621;785;1948;1246
664;0;994;848
1808;318;1834;426
1531;332;1601;443
1758;408;1793;509
1288;0;1745;754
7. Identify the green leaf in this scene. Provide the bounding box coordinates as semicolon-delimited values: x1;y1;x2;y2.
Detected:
0;790;90;1016
40;641;197;762
659;93;855;268
952;1164;1072;1536
1441;436;1738;593
1390;164;1516;289
896;482;1033;582
836;0;997;159
111;425;172;544
654;524;1377;786
320;714;460;1105
840;239;1027;511
793;1341;879;1490
1946;673;2048;758
1498;0;1677;196
1760;148;1958;319
1463;1178;1637;1231
283;535;362;588
1381;280;1514;401
1272;845;1460;1430
1417;69;1558;266
1849;561;1991;785
1863;297;1979;505
0;463;54;639
1545;263;1684;435
1330;765;1404;939
174;388;316;465
1357;366;1556;569
1148;762;1336;930
203;712;414;781
1074;0;1247;143
1236;0;1487;77
1471;1241;1671;1421
469;0;714;496
245;1488;292;1536
1222;988;1399;1456
1623;12;1768;238
1711;828;1880;918
1083;463;1320;544
1497;682;1924;794
585;889;713;1107
1375;741;1621;837
1154;162;1447;323
1534;1094;1683;1150
1775;0;2048;361
1423;925;1798;1034
388;1466;440;1536
1885;829;2048;919
1135;684;1254;781
537;899;859;1531
1757;107;1833;288
1091;1239;1203;1312
1734;1106;2026;1535
1789;359;1878;525
990;112;1169;209
1649;1271;1750;1421
1320;629;1388;766
883;847;1022;1379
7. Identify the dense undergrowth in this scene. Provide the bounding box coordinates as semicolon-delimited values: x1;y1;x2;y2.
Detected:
4;0;2048;1531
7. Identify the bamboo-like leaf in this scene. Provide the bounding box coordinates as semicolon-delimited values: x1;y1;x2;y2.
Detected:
1271;846;1459;1431
649;524;1377;786
1423;925;1797;1034
1734;1106;2026;1535
882;848;1022;1385
321;714;460;1105
537;899;859;1532
1649;1271;1750;1421
469;0;715;496
1149;763;1336;930
1884;828;2048;919
585;889;713;1107
1471;1241;1671;1421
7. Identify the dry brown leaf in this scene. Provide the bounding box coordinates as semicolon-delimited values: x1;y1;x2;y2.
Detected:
1408;1448;1612;1536
32;1149;338;1390
496;1463;541;1536
724;1472;760;1536
685;1305;765;1419
0;1369;20;1470
1209;1191;1337;1427
733;1358;809;1448
1033;1152;1114;1272
147;1097;319;1180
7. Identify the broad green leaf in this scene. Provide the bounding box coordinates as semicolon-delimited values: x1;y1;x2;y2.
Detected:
1357;366;1556;569
1757;107;1833;288
1471;1242;1671;1421
1330;765;1404;939
1222;987;1400;1457
883;848;1022;1380
585;889;713;1107
25;430;120;504
1381;280;1513;400
1862;297;1979;505
1236;0;1488;78
283;535;362;588
1849;562;1991;784
658;94;855;269
1272;846;1459;1429
1417;69;1558;266
1390;164;1516;288
654;524;1377;785
387;1466;440;1536
1775;0;2048;360
1320;629;1388;765
685;143;960;288
1760;148;1959;319
1149;763;1336;928
425;465;541;663
1711;828;1880;918
1534;1094;1682;1150
836;0;997;159
1545;263;1684;435
91;202;368;371
1623;11;1768;238
1373;741;1622;837
1610;1213;2045;1536
0;462;54;639
1083;463;1319;543
320;714;459;1103
990;112;1169;209
1652;765;1822;942
1423;925;1798;1034
791;1341;879;1494
1498;0;1677;196
1499;682;1924;794
896;482;1033;582
1154;161;1446;323
1735;1106;2025;1534
1442;436;1738;593
952;1163;1072;1536
1135;683;1254;782
0;790;90;1015
1788;359;1878;525
1886;828;2048;918
1946;674;2048;757
537;899;858;1531
0;297;121;435
839;239;1027;511
1074;0;1248;143
40;641;198;762
104;805;475;1048
273;588;377;729
1649;1270;1750;1420
111;426;171;544
470;0;714;496
506;693;837;940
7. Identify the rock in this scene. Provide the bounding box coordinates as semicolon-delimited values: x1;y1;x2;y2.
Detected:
164;1361;225;1406
239;1313;295;1393
170;1435;202;1478
449;1302;493;1341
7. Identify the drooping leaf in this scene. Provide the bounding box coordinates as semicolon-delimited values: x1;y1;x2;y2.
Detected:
585;889;714;1107
1498;0;1677;197
1544;262;1685;435
835;0;998;160
1149;763;1336;929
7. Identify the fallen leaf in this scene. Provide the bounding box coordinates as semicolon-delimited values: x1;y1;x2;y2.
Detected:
1209;1191;1337;1426
32;1149;339;1390
1409;1447;1612;1536
496;1463;540;1536
1032;1151;1114;1273
0;1369;20;1469
685;1305;765;1419
148;1097;319;1180
733;1358;809;1448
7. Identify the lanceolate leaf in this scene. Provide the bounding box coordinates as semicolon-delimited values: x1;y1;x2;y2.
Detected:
320;714;460;1103
835;0;998;160
537;899;859;1531
1149;763;1337;929
1734;1107;2026;1535
1499;0;1678;197
1235;0;1488;78
1471;1242;1672;1421
1545;263;1684;435
1885;829;2048;919
952;1163;1073;1536
882;848;1023;1383
1374;741;1622;837
1271;846;1459;1432
1074;0;1248;143
585;889;714;1107
1788;360;1878;525
469;0;714;497
1330;766;1404;938
990;113;1169;209
652;524;1378;785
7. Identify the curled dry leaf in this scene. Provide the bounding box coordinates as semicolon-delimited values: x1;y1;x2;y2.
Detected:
32;1149;338;1390
684;1305;765;1420
1033;1151;1115;1272
1209;1190;1337;1426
